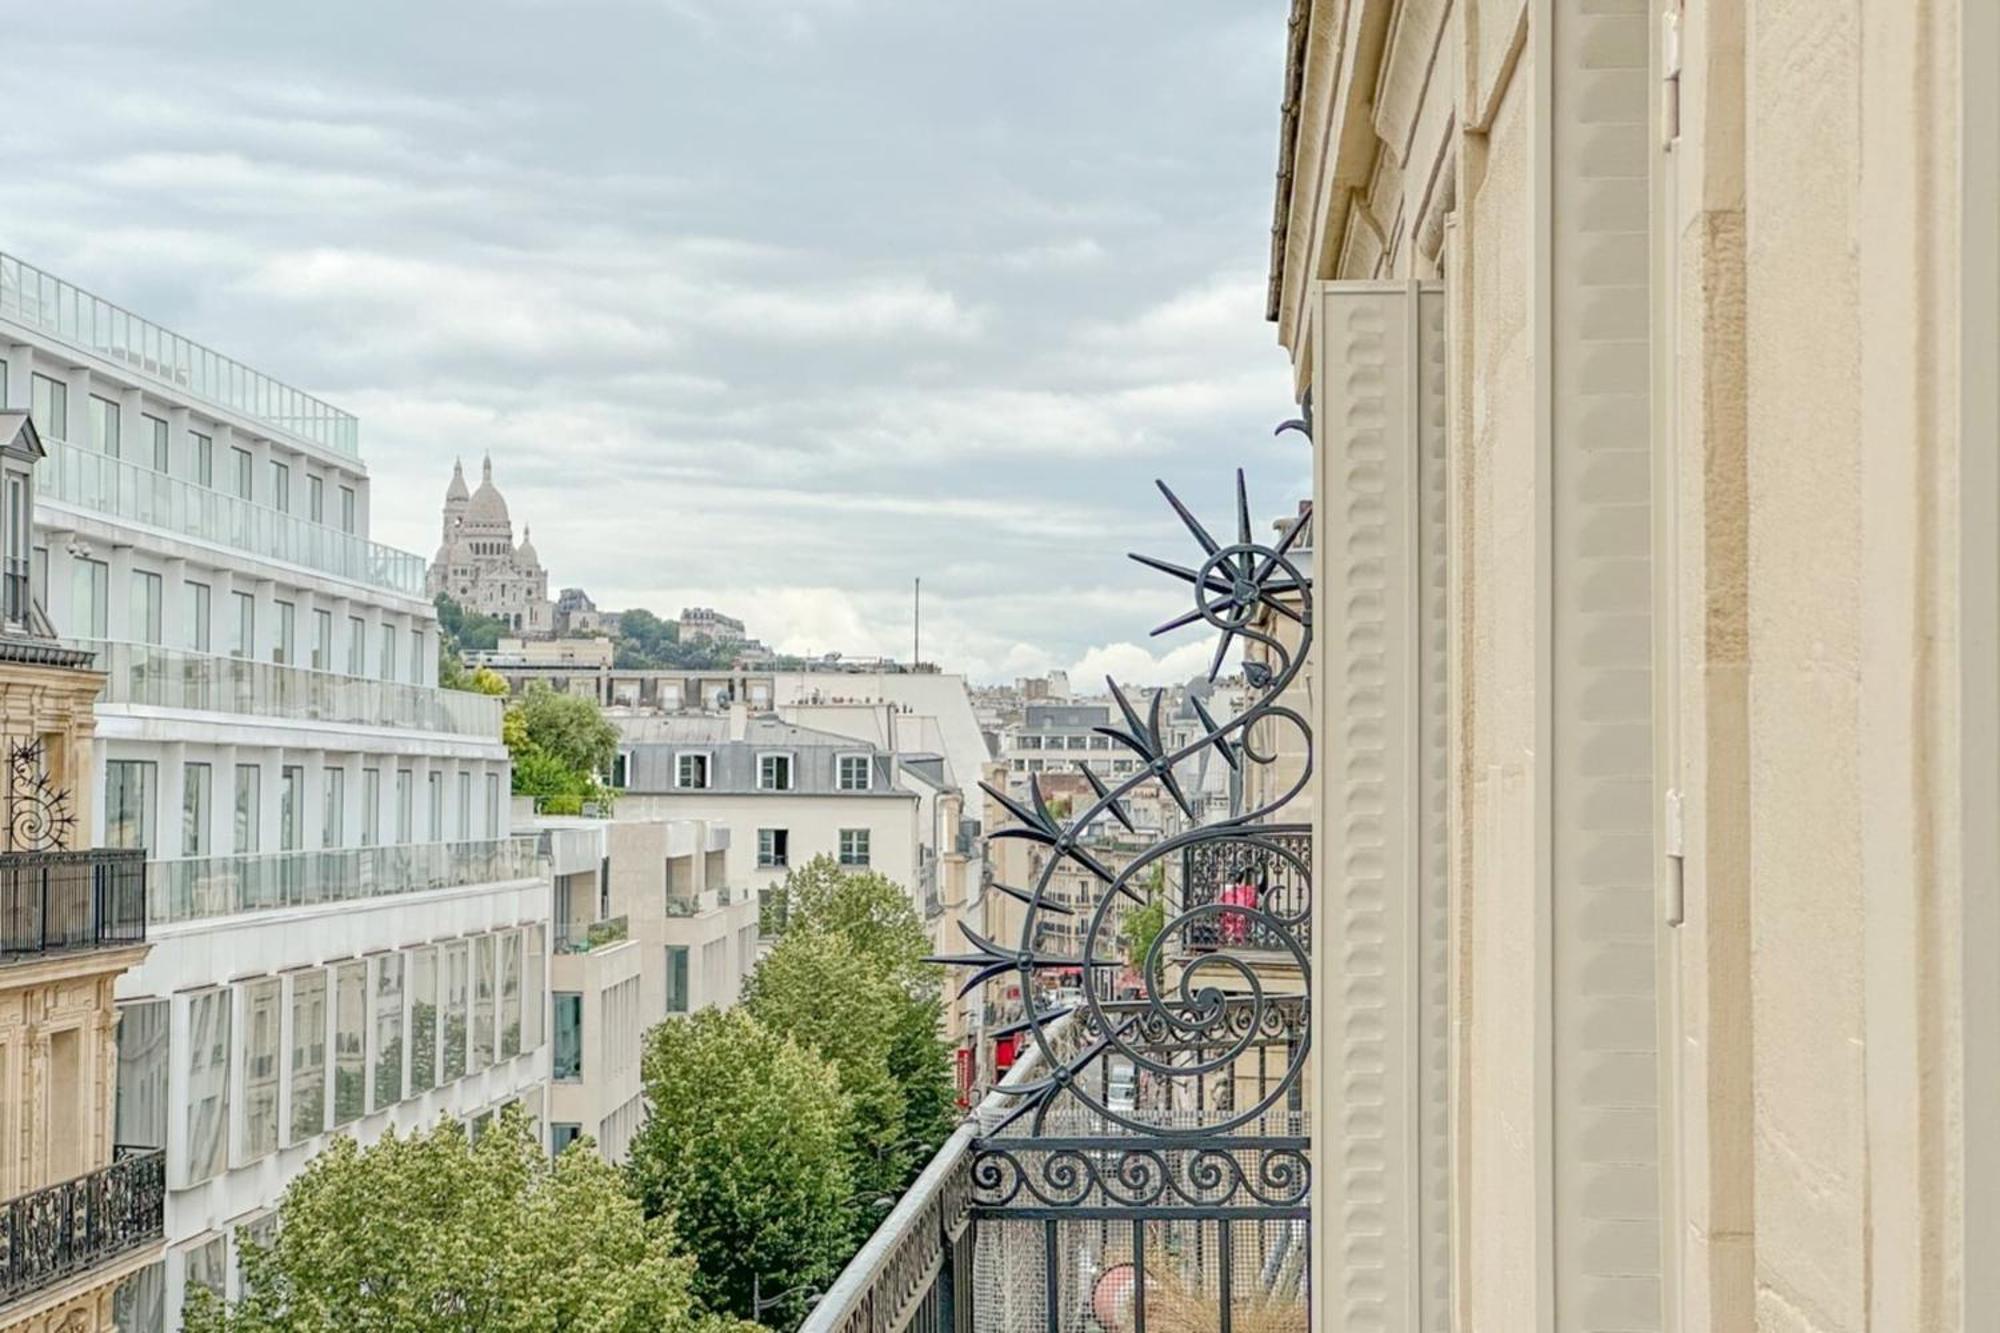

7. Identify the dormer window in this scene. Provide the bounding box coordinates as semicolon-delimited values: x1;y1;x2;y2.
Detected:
757;753;793;791
0;411;46;630
837;754;872;791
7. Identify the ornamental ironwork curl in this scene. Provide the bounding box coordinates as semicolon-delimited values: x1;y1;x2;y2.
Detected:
968;1140;1311;1213
7;740;74;854
934;469;1312;1149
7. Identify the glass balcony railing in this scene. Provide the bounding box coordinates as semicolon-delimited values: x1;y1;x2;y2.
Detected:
81;640;504;738
41;440;425;596
554;915;628;955
149;838;544;925
0;252;359;456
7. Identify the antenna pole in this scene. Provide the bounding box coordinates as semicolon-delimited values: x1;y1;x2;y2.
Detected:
913;577;921;667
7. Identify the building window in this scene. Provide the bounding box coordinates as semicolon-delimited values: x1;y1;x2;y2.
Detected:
269;460;289;512
233;764;260;854
308;474;324;524
665;947;689;1014
472;934;495;1072
553;993;583;1081
130;570;163;644
485;773;500;837
347;615;366;675
242;978;281;1159
837;754;872;791
333;960;367;1126
322;768;345;847
407;946;438;1094
838;828;871;867
182;762;211;857
427;772;442;841
373;955;404;1111
757;828;789;869
193;431;213;487
231;591;254;658
410;628;424;685
2;470;29;628
30;374;66;439
273;599;295;665
361;769;381;846
395;769;413;843
524;924;545;1051
145;414;168;471
279;765;303;851
757;753;793;791
105;760;156;852
289;971;327;1145
340;486;356;534
114;999;169;1155
500;932;522;1060
676;753;710;789
380;623;397;681
188;582;210;653
551;1123;582;1155
72;557;108;639
184;989;230;1185
442;941;469;1082
89;394;119;457
232;446;253;500
456;771;471;840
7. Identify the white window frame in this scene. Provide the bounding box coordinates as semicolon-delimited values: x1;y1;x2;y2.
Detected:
836;753;872;792
675;751;712;790
756;828;788;869
838;828;870;867
756;751;794;792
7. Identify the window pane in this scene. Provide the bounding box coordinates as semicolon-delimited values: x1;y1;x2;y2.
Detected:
322;768;344;848
499;931;521;1060
279;766;302;851
185;990;230;1185
373;954;404;1110
442;942;468;1082
523;924;545;1052
332;960;367;1125
146;414;168;471
274;600;294;665
242;978;280;1159
182;762;210;856
347;616;365;675
666;947;689;1013
308;474;323;523
233;447;253;500
408;947;438;1094
361;769;380;847
188;582;210;653
233;764;260;855
105;760;155;851
288;972;326;1144
193;433;212;487
472;935;495;1072
231;591;253;657
553;993;582;1080
115;999;170;1152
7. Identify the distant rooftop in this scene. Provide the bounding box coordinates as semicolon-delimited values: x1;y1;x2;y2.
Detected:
0;250;359;458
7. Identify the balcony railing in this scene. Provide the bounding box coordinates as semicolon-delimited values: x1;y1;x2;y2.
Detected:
150;837;544;925
1178;828;1311;956
898;472;1313;1333
40;440;423;595
0;252;359;456
0;1146;165;1308
554;915;628;954
81;640;504;738
0;849;146;959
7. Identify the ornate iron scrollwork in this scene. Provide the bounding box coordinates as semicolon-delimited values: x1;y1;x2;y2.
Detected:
8;739;75;853
935;471;1312;1222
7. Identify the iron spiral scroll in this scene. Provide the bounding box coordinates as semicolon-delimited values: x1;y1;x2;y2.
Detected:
934;470;1312;1224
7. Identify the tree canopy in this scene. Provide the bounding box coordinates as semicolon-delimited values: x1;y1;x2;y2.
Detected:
503;684;619;806
182;1108;729;1333
626;1009;855;1326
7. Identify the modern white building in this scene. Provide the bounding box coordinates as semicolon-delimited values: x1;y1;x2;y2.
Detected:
0;251;552;1331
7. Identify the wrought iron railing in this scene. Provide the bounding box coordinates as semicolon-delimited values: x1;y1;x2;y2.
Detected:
0;849;146;958
0;1146;165;1306
823;471;1313;1333
1178;830;1311;956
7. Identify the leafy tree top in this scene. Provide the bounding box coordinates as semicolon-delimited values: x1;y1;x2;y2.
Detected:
774;856;934;985
184;1107;733;1333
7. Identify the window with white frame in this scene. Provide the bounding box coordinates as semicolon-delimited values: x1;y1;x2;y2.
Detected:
837;754;872;791
757;753;793;791
757;828;789;868
1;459;31;628
676;752;710;789
838;828;871;867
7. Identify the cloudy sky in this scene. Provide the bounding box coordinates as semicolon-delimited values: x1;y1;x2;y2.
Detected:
7;0;1307;684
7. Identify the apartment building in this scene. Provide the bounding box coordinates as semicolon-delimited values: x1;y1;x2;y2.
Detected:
0;444;163;1333
0;253;552;1330
532;811;752;1164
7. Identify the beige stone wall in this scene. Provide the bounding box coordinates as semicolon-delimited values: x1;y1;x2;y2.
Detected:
0;665;102;855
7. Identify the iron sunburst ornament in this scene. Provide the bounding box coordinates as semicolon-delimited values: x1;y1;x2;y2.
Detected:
9;739;76;852
933;466;1314;1142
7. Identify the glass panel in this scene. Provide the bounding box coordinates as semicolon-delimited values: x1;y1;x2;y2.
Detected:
241;977;281;1159
332;960;367;1125
193;432;212;487
112;1260;165;1333
231;591;253;657
322;767;344;848
456;771;471;840
30;373;66;438
499;930;521;1060
360;769;380;846
188;581;210;652
131;569;163;643
472;935;495;1072
182;762;210;856
523;924;545;1051
279;766;302;851
146;414;168;470
115;999;169;1151
288;971;326;1144
72;557;108;638
313;609;332;671
104;759;155;851
408;946;438;1093
442;941;468;1082
428;772;442;841
347;616;365;675
308;474;323;523
185;989;230;1185
395;770;412;843
666;946;689;1013
553;993;582;1081
274;600;294;665
373;954;404;1110
89;394;119;456
233;764;259;854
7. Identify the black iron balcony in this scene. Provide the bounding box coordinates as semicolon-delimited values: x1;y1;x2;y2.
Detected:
1178;829;1311;957
0;1147;165;1308
0;849;146;959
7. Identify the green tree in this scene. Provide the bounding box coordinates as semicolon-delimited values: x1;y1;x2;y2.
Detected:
183;1107;725;1333
628;1010;854;1325
466;666;509;696
774;857;933;982
503;684;618;807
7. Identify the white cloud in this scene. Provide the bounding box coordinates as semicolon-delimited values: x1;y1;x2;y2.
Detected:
999;238;1106;271
1068;637;1227;689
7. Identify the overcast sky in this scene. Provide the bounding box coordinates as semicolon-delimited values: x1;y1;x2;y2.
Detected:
7;0;1307;685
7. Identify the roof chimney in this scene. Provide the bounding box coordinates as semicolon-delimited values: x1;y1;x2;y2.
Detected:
728;700;748;742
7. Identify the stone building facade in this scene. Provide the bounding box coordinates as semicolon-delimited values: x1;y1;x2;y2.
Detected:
426;457;553;635
1274;1;1981;1330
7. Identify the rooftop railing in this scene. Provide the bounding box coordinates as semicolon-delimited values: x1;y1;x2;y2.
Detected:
0;252;359;456
0;1146;165;1309
554;915;628;955
149;837;543;926
81;640;504;739
0;849;146;959
40;440;425;596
